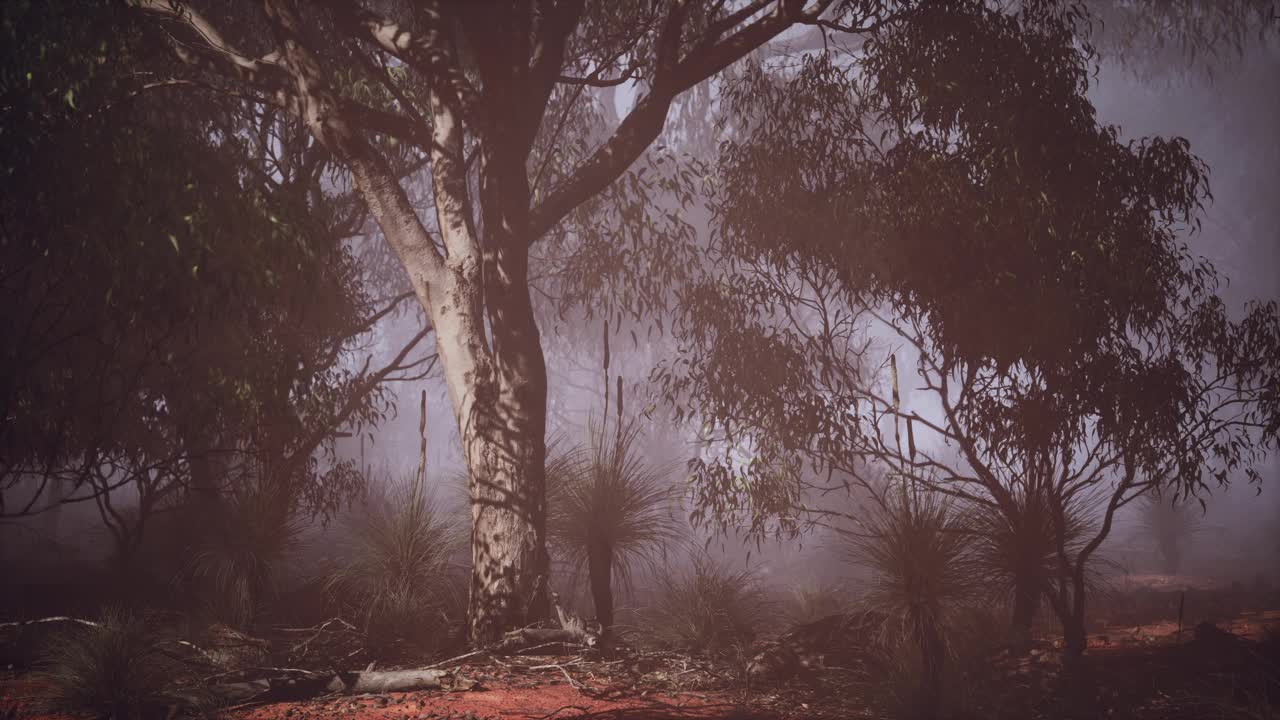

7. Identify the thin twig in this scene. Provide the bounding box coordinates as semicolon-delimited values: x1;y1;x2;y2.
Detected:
424;649;487;669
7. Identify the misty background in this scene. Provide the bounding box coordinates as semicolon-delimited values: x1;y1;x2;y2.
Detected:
6;21;1278;607
329;42;1280;590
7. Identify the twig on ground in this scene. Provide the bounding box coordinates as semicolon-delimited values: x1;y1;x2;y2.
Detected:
515;641;589;655
534;705;591;719
424;649;486;669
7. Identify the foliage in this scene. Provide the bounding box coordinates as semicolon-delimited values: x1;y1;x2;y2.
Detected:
0;0;424;539
190;476;305;628
844;486;982;718
326;474;463;655
645;556;771;656
1088;0;1280;77
653;0;1279;660
38;608;173;719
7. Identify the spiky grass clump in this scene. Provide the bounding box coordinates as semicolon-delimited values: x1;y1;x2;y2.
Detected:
845;486;980;718
191;480;303;628
968;486;1096;650
547;421;684;633
327;474;462;655
647;556;771;656
39;609;172;718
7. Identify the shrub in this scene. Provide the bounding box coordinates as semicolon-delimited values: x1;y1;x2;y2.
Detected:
845;485;981;719
547;421;685;636
189;479;304;628
646;556;771;656
326;473;463;656
38;608;173;719
779;581;850;628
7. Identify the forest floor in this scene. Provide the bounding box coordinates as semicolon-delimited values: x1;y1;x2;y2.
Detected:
2;607;1277;719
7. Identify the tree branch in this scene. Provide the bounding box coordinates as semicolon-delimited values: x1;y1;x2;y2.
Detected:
527;0;834;243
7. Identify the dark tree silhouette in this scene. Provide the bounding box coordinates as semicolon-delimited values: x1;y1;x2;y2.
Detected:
0;3;435;569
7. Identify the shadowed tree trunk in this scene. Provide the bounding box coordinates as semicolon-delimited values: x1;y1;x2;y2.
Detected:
1009;573;1041;652
587;541;614;638
917;621;944;719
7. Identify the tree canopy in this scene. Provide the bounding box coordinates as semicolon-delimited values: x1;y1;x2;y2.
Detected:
0;1;433;545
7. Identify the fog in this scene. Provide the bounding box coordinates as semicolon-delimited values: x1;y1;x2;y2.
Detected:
2;5;1278;719
334;42;1280;593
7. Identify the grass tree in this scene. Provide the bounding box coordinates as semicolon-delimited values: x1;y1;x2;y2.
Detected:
969;487;1098;653
190;477;303;628
845;485;979;718
327;473;463;655
548;421;684;639
39;609;172;720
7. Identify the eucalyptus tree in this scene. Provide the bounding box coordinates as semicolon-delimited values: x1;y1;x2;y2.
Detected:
82;0;1265;645
116;0;919;642
656;0;1280;657
0;1;435;563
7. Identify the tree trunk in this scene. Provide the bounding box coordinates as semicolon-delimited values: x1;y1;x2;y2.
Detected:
461;408;548;645
587;541;614;638
264;11;553;645
916;621;944;719
423;214;549;645
41;476;63;548
1009;574;1041;653
1062;571;1089;659
459;124;552;645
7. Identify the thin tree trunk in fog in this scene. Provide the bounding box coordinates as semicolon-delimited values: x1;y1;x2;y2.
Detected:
1009;575;1040;653
917;621;944;717
587;541;614;637
1062;569;1089;658
41;477;63;547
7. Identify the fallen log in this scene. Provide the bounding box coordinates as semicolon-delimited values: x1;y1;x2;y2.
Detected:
495;627;596;653
492;591;600;654
325;668;461;694
167;667;475;710
166;679;273;708
0;616;100;667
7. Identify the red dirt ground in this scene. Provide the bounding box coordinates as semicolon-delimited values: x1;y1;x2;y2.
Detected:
226;682;757;720
0;674;765;720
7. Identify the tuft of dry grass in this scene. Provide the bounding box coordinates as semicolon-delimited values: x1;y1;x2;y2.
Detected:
38;608;173;719
645;556;772;656
190;480;303;629
326;472;463;655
